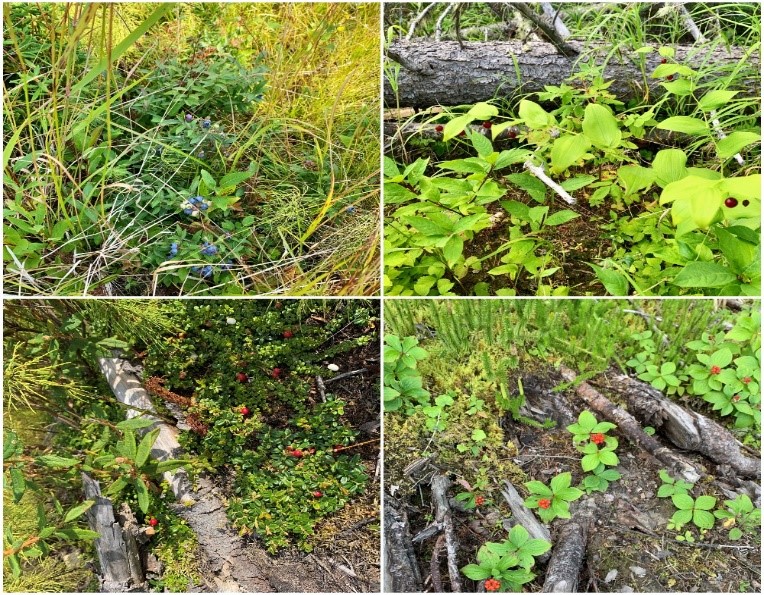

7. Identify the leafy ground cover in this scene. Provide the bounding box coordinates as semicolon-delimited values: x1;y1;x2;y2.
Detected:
384;299;761;592
4;3;380;296
383;2;760;296
3;299;380;592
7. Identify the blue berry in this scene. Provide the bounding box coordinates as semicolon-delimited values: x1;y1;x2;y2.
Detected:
346;206;356;214
185;113;193;122
202;118;211;129
201;265;213;278
189;196;199;205
169;242;178;256
183;208;194;215
199;202;209;210
201;244;218;256
198;151;205;159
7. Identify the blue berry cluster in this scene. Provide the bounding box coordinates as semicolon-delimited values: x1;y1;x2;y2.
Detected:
202;118;211;129
201;242;218;256
169;242;179;257
191;265;213;279
181;195;210;216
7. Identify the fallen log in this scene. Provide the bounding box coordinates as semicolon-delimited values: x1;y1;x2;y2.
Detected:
384;39;758;108
499;481;552;555
559;366;702;484
431;474;463;592
541;499;595;592
384;499;424;592
606;374;760;480
82;473;146;592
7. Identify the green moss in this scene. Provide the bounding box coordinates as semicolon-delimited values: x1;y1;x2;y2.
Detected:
153;521;203;592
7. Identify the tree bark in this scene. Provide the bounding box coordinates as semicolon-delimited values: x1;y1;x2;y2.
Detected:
82;473;146;592
541;500;595;592
559;366;702;484
499;480;552;556
606;374;761;480
431;474;463;592
384;40;758;108
384;499;424;593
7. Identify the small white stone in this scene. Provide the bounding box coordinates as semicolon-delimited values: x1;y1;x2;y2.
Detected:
630;566;647;578
605;570;618;584
226;317;236;325
327;363;340;372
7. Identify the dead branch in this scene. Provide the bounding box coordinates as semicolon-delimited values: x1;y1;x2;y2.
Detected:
499;480;552;559
542;500;596;592
431;474;463;592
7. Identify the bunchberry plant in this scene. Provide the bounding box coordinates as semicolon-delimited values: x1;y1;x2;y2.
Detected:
566;410;619;472
657;469;694;498
383;335;431;412
581;464;621;494
668;493;717;533
524;472;583;523
422;392;455;432
461;525;551;591
714;494;762;541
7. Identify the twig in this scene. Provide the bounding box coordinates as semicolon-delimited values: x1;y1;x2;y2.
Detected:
430;534;446;593
510;2;578;56
678;4;706;42
434;3;456;42
406;2;437;40
523;160;577;205
431;475;463;592
541;2;571;38
316;375;327;402
324;368;368;384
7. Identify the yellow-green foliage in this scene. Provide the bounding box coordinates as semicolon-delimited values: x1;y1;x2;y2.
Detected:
153;522;202;592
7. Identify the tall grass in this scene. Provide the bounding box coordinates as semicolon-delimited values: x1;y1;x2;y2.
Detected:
3;3;380;296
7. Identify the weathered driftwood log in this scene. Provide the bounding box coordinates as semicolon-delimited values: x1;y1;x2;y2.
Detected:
384;40;758;108
559;367;702;484
82;473;146;592
384;499;424;592
431;474;463;592
541;499;595;593
606;374;761;479
500;480;552;561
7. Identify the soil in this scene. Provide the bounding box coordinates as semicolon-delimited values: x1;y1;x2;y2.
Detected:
393;368;761;593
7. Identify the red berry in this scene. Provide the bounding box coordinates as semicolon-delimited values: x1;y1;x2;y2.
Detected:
313;491;323;498
435;124;444;133
661;58;667;64
236;372;248;383
538;498;552;510
475;495;485;506
271;367;282;378
459;130;466;137
710;365;722;375
482;121;492;129
743;377;752;384
283;330;294;339
666;74;674;81
148;517;158;527
725;197;738;208
292;449;303;458
485;578;501;592
508;129;517;139
743;200;750;207
732;395;741;402
591;433;605;445
240;406;250;416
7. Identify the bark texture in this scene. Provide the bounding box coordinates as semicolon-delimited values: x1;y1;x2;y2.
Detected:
82;473;146;592
541;500;595;593
431;474;463;592
559;367;702;484
606;374;761;479
384;499;423;593
385;40;758;108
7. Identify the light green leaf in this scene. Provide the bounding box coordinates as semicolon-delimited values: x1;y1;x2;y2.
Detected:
657;116;709;136
698;90;739;111
36;454;80;469
652;149;688;188
519;100;555;129
550;134;591;174
672;262;738;288
545;210;579;227
468;102;499;120
116;417;156;431
135;428;160;469
672;493;695;510
582;104;621;148
63;500;95;524
470;131;494;158
443;114;474;142
218;170;254;190
716;132;761;160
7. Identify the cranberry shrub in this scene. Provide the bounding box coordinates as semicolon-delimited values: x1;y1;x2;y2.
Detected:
143;300;378;552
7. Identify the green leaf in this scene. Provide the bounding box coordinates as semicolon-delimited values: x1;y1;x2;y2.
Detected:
550;134;591;174
519;100;555;129
590;264;629;296
471;428;487;442
618;165;656;195
200;169;217;189
672;262;738;288
550;472;572;492
413;276;437;296
495;149;534;170
598;450;619;466
728;527;743;540
104;477;129;497
524;480;552;497
716;132;761;159
405;216;452;237
660;176;724;228
672;493;695;510
720;175;761;201
468;102;499;120
135;428;160;468
715;227;758;275
693;509;715;529
63;500;95;523
218;170;253;190
698;90;739;111
443;114;474;142
461;564;492;580
671;508;693;526
652;149;688;188
470;131;494;158
582;104;621;148
134;478;150;514
116;417;156;431
443;235;464;268
36;454;79;468
577;410;598;431
522;538;552;556
9;467;26;503
694;495;717;510
55;527;102;541
581;453;600;472
556;487;584;501
545;210;579;227
657;116;709;135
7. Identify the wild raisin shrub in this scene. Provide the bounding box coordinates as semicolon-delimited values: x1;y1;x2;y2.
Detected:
143;300;377;552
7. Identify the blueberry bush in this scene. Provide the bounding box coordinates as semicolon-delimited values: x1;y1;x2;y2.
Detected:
4;3;380;295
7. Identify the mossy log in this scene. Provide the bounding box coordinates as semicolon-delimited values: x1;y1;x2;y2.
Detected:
384;40;758;108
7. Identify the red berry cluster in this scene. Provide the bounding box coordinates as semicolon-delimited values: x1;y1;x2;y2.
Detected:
485;578;501;592
590;433;605;445
710;365;722;375
475;495;485;506
538;498;552;510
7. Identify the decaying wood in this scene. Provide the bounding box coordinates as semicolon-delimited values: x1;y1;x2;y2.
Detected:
385;40;758;108
431;474;463;592
607;374;761;480
559;366;702;484
82;473;146;592
499;480;552;561
384;499;424;593
430;534;446;593
542;500;595;592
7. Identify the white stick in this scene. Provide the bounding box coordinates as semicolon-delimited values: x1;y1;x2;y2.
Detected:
434;3;455;42
541;2;571;39
523;160;577;205
406;2;437;40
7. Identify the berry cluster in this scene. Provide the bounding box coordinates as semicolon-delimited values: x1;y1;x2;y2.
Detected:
181;195;210;216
